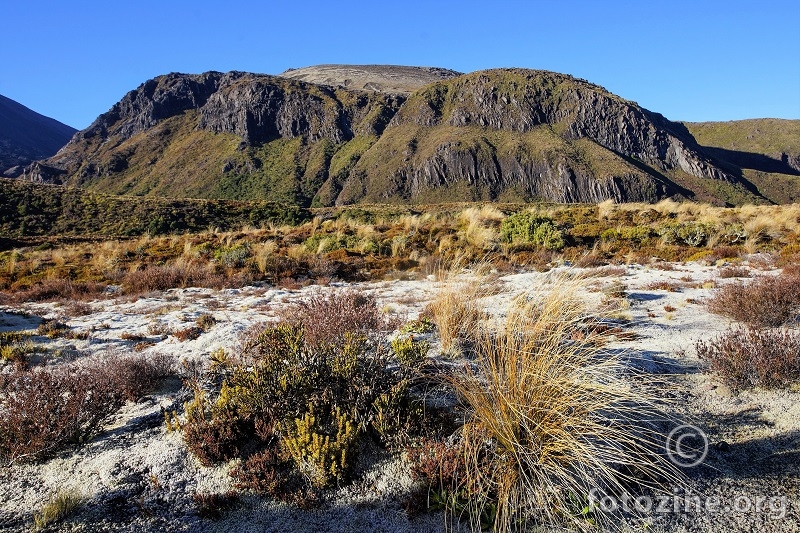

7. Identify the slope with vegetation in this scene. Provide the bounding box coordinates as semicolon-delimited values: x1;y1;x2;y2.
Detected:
18;67;773;206
685;119;800;203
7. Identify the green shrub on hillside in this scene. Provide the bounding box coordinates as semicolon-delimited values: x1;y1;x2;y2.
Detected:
500;211;565;250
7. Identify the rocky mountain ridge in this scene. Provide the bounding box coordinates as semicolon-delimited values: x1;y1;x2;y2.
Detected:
21;66;784;206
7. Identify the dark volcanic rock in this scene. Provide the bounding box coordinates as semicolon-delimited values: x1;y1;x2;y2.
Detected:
392;70;734;183
198;75;402;144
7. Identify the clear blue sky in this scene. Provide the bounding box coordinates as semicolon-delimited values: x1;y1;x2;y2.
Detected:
2;0;798;130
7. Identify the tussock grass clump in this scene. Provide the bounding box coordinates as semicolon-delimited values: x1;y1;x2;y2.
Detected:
696;327;800;390
442;279;680;531
706;271;800;327
33;490;83;530
424;265;493;353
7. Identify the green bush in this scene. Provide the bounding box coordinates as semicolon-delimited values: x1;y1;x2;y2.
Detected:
180;290;436;504
391;334;430;367
499;212;565;250
214;243;251;268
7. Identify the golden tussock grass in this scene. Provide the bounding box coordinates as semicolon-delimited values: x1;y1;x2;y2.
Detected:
448;275;682;531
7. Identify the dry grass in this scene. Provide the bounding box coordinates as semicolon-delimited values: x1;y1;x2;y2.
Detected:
424;262;495;353
33;490;83;530
448;278;681;531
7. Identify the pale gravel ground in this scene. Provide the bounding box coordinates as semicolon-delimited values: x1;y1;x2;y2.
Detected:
0;258;798;532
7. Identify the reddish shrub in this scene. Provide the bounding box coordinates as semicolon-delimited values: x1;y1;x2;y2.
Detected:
8;279;107;303
192;491;239;519
697;327;800;389
122;265;227;294
174;327;203;342
283;289;388;347
706;272;800;327
0;354;174;464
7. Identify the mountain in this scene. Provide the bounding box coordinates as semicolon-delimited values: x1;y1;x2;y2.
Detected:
0;94;77;177
22;66;773;206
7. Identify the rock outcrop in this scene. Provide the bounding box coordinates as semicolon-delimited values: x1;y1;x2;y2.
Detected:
26;66;764;206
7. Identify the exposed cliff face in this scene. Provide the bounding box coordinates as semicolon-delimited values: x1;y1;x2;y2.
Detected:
383;70;734;183
28;67;765;206
198;76;401;144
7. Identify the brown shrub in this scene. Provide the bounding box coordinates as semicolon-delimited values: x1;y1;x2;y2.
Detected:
707;272;800;327
283;289;387;347
7;279;107;303
174;327;203;342
230;448;319;508
644;280;682;292
122;265;226;294
696;327;800;390
0;354;174;464
192;491;239;520
717;266;751;279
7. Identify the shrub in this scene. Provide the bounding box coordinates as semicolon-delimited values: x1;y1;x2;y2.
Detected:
214;243;251;268
399;318;435;334
0;354;173;464
283;289;388;348
180;295;431;504
195;313;216;331
696;327;800;390
122;265;225;294
706;272;800;327
717;265;751;279
0;332;34;364
37;319;70;338
281;406;359;488
440;280;679;531
391;335;430;367
174;326;203;342
658;222;714;246
499;212;565;251
7;279;107;303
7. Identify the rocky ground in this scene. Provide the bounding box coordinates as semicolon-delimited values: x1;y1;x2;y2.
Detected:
0;258;798;532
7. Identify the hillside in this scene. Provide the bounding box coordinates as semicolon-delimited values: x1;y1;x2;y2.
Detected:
20;66;771;206
0;94;76;177
684;119;800;203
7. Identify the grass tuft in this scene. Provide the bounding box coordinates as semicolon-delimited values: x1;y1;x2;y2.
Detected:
446;277;681;531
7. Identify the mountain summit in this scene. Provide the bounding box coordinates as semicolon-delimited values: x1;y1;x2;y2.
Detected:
22;66;774;205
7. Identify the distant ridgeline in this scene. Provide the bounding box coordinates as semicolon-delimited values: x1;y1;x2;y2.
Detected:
16;66;800;206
